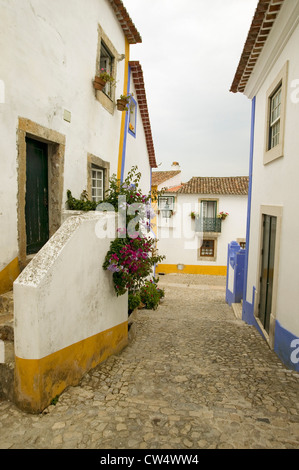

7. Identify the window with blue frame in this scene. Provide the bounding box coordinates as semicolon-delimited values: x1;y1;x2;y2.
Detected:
128;96;137;137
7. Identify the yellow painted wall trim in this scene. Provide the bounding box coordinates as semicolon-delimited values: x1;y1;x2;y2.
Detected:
0;257;20;295
14;321;128;413
156;264;227;276
117;38;130;181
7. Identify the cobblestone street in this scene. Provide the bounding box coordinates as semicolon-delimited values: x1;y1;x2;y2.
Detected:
0;274;298;450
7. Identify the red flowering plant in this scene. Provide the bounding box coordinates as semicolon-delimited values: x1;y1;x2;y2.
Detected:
102;166;165;297
99;68;116;85
103;236;164;296
140;279;165;310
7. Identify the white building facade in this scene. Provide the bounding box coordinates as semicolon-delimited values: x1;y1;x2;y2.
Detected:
156;176;248;276
0;0;156;294
0;0;158;412
230;0;299;371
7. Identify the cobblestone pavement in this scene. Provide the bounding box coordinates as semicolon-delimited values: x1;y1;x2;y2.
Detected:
0;274;298;450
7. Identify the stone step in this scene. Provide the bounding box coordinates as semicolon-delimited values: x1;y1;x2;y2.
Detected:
0;262;36;403
0;291;14;317
0;290;14;343
0;341;15;402
0;289;15;402
0;321;14;342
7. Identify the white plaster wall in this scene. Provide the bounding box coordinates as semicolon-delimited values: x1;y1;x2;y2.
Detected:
157;173;182;191
157;193;247;267
0;115;19;270
14;212;127;359
123;78;152;196
244;0;299;336
0;0;127;268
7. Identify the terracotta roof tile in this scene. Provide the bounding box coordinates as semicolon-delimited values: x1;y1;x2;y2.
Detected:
129;61;157;168
230;0;284;93
151;170;181;186
108;0;142;44
178;177;249;195
166;185;184;193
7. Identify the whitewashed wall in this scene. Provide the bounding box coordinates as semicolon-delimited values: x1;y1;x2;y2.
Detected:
0;0;126;269
157;193;247;267
14;211;127;360
157;173;182;191
244;0;299;337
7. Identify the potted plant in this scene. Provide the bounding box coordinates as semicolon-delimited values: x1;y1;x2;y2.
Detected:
93;68;115;91
217;211;229;220
190;211;197;220
116;93;133;111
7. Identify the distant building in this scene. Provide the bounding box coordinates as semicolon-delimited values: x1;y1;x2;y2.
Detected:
151;162;182;192
155;175;248;276
230;0;299;371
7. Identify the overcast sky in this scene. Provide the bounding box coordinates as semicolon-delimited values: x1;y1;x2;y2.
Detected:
124;0;258;183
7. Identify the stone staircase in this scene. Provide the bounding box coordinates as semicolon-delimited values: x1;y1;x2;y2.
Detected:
0;290;15;402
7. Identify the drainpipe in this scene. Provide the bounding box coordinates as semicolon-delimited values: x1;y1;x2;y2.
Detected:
242;96;256;319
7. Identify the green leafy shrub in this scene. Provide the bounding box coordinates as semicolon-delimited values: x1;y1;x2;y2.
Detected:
140;280;165;310
128;291;141;314
66;190;97;211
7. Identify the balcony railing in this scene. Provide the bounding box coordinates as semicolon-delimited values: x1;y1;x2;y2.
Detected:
195;217;222;233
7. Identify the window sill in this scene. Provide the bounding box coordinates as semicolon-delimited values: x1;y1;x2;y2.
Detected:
198;256;217;262
95;89;114;115
198;231;221;238
128;128;136;138
264;142;284;165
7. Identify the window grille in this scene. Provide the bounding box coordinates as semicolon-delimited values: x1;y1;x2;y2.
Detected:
269;85;281;149
200;240;214;257
91;166;104;202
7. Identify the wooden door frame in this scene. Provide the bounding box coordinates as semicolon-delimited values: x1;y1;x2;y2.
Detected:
25;137;50;254
254;204;283;349
17;118;65;269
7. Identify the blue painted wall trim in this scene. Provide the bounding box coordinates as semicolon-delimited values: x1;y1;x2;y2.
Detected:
128;95;137;138
226;242;245;306
242;96;256;321
274;321;299;372
242;286;263;336
120;65;131;183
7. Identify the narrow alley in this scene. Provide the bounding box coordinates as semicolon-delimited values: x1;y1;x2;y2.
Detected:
0;274;298;450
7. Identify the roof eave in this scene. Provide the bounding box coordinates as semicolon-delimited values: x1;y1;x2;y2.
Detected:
108;0;142;44
230;0;285;94
177;177;249;195
129;61;157;169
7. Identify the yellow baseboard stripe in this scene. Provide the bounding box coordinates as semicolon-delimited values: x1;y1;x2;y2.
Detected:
156;264;227;276
14;321;128;413
0;257;20;295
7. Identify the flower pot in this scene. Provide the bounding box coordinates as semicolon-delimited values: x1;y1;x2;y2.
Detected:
93;76;106;91
116;99;128;111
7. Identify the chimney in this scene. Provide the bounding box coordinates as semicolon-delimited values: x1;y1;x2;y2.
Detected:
171;162;180;170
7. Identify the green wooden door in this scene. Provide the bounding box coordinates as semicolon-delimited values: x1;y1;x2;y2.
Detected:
25;138;49;254
258;215;277;334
